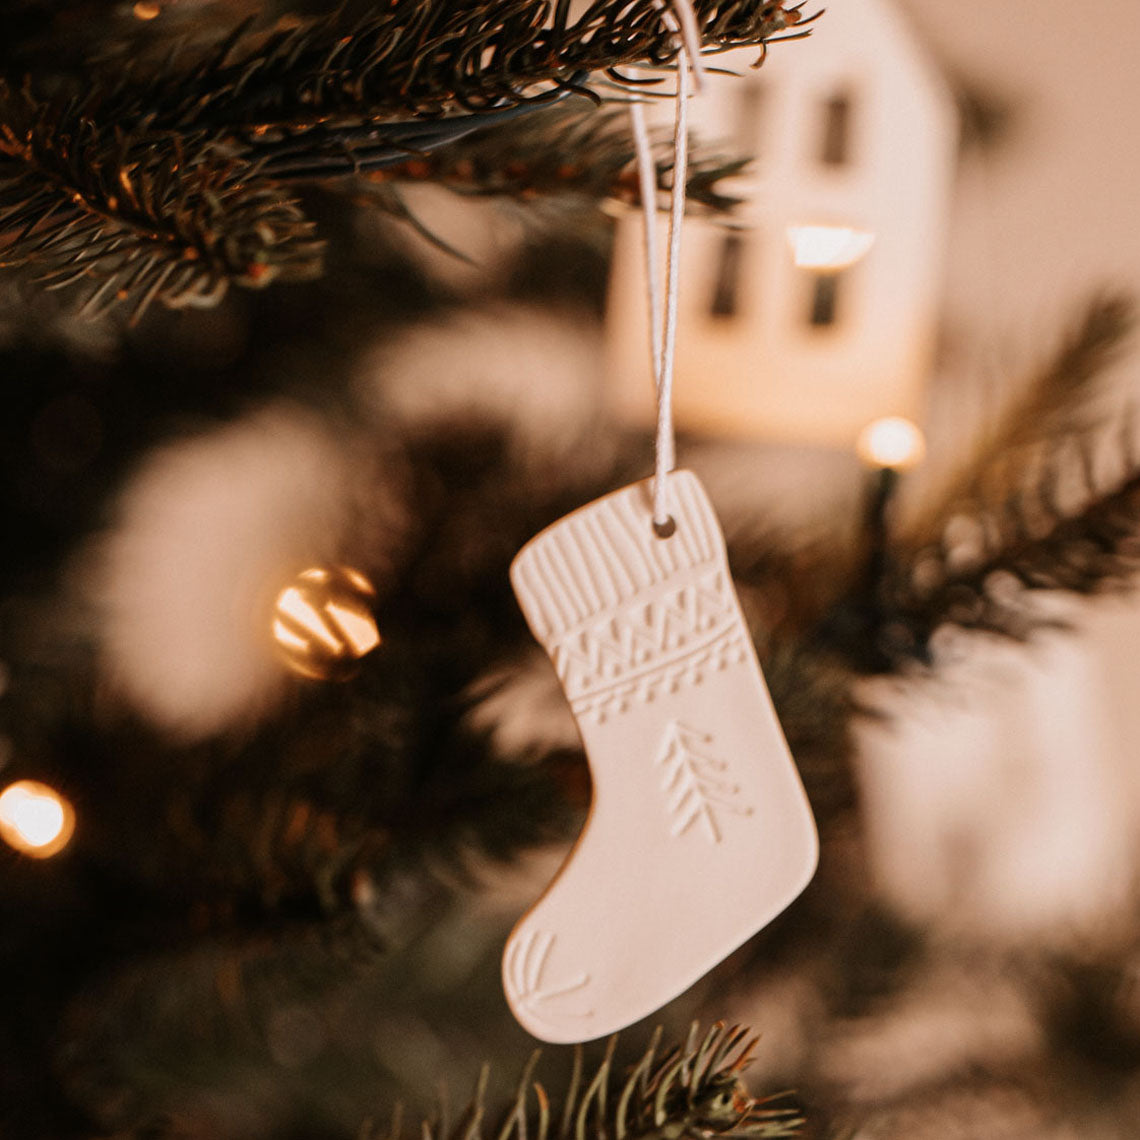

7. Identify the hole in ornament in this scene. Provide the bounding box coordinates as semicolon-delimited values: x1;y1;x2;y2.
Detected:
653;515;677;539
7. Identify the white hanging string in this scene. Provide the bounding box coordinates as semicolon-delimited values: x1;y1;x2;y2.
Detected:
629;3;697;535
654;58;690;533
664;0;706;92
628;99;662;418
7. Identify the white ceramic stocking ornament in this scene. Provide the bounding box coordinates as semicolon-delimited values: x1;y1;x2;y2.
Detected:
503;471;818;1042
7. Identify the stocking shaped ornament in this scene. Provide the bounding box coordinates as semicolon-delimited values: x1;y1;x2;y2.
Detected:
503;470;818;1042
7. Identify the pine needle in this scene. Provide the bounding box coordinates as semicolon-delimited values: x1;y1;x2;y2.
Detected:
371;1023;803;1140
366;104;751;214
0;0;815;315
95;1;812;134
886;438;1140;647
903;293;1136;552
0;81;324;321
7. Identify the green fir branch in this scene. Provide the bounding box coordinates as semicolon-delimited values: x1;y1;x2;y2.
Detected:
885;432;1140;647
95;1;813;135
902;293;1136;554
370;1023;803;1140
771;295;1140;673
74;1;808;182
0;1;815;317
0;81;324;321
365;103;751;214
846;293;1140;658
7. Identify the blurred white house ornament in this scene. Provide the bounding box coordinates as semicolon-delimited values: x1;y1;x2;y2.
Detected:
272;566;381;682
503;10;816;1043
604;0;958;447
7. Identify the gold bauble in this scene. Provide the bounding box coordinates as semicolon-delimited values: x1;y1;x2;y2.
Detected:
272;566;381;682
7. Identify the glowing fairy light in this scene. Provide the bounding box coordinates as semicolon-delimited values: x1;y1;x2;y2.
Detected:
0;780;76;858
856;416;926;470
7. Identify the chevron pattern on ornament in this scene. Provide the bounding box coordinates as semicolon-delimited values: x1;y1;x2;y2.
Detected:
552;567;737;702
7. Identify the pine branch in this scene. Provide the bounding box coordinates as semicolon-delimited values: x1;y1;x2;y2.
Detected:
95;1;812;136
902;293;1135;553
883;437;1140;648
0;81;324;321
826;293;1140;662
252;101;563;182
365;103;751;214
374;1023;803;1140
0;2;814;317
61;1;807;181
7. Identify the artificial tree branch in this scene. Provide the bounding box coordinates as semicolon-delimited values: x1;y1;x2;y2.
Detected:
367;103;751;215
749;295;1140;673
901;293;1135;554
374;1023;802;1140
0;0;812;317
95;1;812;133
0;81;323;321
884;431;1140;649
844;293;1140;662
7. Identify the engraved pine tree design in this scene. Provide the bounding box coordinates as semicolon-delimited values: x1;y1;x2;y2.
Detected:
655;721;753;844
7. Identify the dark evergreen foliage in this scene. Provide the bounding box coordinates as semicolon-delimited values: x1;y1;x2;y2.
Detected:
363;103;752;216
0;0;811;316
381;1024;803;1140
4;4;1140;1140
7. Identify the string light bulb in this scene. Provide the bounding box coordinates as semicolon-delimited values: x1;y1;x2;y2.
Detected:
857;416;926;470
0;780;75;858
272;566;381;681
787;224;875;271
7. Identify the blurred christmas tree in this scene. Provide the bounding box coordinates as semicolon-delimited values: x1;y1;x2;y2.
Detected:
4;3;1140;1139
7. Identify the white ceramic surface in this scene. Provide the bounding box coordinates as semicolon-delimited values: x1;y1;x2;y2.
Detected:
505;470;819;1042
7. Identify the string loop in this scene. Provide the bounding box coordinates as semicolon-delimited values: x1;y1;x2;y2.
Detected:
629;2;697;534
